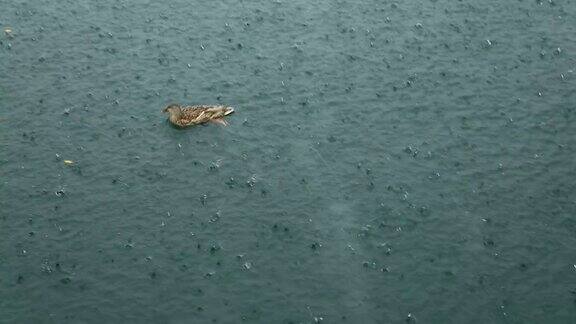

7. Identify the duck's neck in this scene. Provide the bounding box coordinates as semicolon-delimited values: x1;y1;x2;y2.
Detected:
169;109;182;123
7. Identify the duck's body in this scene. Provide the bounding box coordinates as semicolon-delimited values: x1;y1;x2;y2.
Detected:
163;104;234;127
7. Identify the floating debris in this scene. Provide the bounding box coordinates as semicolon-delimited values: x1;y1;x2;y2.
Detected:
4;27;13;38
63;160;74;165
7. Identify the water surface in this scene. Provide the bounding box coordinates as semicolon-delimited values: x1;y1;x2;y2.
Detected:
1;0;575;323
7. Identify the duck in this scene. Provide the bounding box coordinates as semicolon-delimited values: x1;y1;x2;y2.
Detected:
163;103;235;127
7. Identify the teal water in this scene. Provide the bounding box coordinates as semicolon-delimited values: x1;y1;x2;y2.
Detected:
1;0;575;323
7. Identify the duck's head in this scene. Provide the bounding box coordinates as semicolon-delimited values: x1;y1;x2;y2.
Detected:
163;103;181;114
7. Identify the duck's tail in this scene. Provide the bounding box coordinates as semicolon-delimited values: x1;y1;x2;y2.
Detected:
224;107;235;115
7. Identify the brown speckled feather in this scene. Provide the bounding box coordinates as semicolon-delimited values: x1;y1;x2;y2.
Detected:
164;104;235;127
